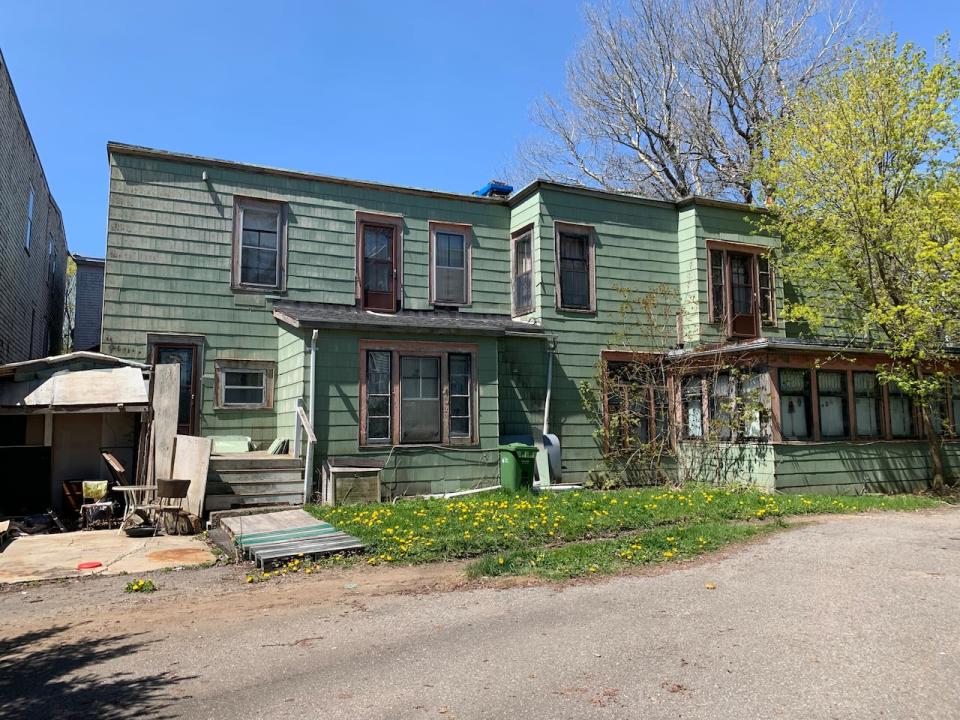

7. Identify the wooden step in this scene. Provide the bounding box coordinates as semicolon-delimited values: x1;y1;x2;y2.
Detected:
205;492;303;512
207;480;303;496
209;468;304;483
209;455;302;471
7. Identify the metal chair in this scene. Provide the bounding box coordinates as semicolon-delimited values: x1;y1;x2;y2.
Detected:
102;452;159;532
80;480;113;530
155;477;191;535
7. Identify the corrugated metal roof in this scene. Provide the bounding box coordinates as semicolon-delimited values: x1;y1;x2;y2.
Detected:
0;366;148;411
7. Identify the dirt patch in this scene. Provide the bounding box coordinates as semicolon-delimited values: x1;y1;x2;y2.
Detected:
145;548;213;564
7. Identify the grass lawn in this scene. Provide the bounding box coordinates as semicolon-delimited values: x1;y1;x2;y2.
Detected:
305;486;938;579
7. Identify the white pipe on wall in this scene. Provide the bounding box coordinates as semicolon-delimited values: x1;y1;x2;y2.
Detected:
304;329;318;503
542;345;553;437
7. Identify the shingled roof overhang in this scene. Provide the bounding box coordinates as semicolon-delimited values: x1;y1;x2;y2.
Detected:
273;301;545;338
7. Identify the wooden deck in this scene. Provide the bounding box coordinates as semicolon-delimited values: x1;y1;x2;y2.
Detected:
220;509;364;567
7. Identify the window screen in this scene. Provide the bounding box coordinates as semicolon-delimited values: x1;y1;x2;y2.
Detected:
434;231;466;304
240;206;279;286
853;372;882;437
817;371;849;438
683;376;703;439
888;381;915;438
758;256;774;324
363;226;394;293
710;373;734;441
953;379;960;437
558;231;590;309
779;369;811;440
366;351;392;442
400;356;441;443
449;353;472;438
710;250;725;322
513;233;533;312
223;370;265;406
739;372;766;439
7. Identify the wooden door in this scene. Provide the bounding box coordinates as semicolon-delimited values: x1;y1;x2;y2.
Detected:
362;224;396;311
728;253;758;337
155;345;199;435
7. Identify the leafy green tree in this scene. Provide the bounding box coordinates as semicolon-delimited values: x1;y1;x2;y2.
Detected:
757;36;960;492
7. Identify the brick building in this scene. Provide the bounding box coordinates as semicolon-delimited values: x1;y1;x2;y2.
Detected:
0;49;68;363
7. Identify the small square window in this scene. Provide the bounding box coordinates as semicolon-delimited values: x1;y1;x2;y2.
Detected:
232;198;286;290
215;360;275;409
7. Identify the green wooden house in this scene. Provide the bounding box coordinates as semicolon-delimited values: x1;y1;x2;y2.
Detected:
101;143;960;507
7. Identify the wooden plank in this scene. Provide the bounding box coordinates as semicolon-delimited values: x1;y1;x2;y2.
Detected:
171;434;212;517
151;363;180;482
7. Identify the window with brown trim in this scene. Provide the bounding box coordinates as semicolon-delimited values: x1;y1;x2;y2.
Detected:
951;378;960;437
888;381;916;438
555;223;596;312
604;361;668;449
214;359;275;410
429;222;471;306
512;228;533;315
360;342;478;447
232;197;287;290
707;242;775;337
779;369;812;440
357;212;402;312
853;372;883;438
817;371;850;439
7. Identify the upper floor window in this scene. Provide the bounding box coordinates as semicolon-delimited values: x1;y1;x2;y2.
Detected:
708;242;775;338
24;187;35;251
357;212;403;312
555;223;596;312
232;197;287;291
511;227;533;316
429;222;471;306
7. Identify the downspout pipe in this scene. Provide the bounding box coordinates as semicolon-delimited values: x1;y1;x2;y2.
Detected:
542;344;553;437
304;329;318;504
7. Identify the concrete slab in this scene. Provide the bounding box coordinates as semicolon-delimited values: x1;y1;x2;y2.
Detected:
0;530;215;584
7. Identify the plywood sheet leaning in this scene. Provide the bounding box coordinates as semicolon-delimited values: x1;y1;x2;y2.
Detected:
151;363;180;483
171;434;212;518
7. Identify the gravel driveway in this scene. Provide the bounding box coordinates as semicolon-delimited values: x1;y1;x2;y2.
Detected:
2;509;958;719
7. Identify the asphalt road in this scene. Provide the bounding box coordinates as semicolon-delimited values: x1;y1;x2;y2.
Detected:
3;509;959;719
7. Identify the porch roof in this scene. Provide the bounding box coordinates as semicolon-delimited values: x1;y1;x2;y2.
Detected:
272;301;545;337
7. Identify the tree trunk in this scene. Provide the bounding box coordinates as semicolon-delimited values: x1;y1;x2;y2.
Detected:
920;407;946;495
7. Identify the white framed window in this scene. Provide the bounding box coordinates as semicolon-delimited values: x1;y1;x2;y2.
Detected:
232;197;287;290
214;360;275;409
24;186;35;251
429;222;471;306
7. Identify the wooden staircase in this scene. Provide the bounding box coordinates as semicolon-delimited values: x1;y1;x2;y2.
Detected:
206;452;304;512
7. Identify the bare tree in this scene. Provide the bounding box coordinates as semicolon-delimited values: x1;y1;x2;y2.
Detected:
523;0;863;201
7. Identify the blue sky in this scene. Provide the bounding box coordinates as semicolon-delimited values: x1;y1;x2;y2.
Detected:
1;1;955;257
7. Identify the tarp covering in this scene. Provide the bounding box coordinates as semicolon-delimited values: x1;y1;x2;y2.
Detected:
0;366;148;410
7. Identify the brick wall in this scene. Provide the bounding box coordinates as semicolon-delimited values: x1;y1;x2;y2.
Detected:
0;49;68;363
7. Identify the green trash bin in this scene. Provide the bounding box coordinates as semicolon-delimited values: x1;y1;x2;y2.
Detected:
499;443;537;491
499;445;520;491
